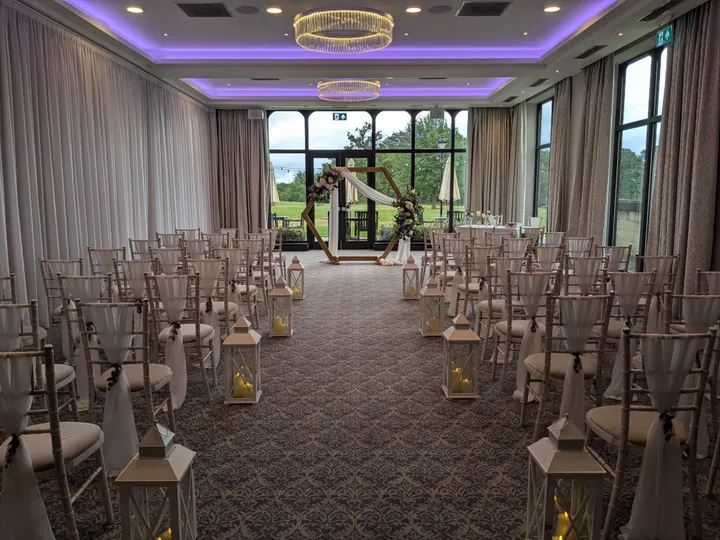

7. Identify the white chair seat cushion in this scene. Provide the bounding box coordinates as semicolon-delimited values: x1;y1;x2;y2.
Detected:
212;301;239;315
669;323;686;333
21;325;48;346
54;364;76;387
479;299;505;312
632;352;643;369
592;319;625;340
53;304;63;317
525;352;596;379
96;363;172;391
586;405;686;446
236;284;258;296
456;282;485;294
496;320;546;338
0;422;103;473
158;323;214;343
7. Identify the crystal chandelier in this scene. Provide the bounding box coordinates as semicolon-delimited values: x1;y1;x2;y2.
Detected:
317;80;381;102
294;8;394;54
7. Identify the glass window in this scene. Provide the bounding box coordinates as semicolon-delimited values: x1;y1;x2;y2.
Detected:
309;111;372;150
268;111;305;150
376;111;412;149
539;101;553;145
454;110;468;150
375;153;411;241
270;153;306;234
415;110;452;150
621;55;652;124
534;99;552;225
414;152;450;225
610;48;667;255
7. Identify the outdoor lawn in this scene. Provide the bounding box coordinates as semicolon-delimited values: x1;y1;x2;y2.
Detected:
272;200;453;239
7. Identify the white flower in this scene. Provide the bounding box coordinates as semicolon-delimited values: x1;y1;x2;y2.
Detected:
317;178;326;187
404;219;412;225
406;201;414;211
327;176;334;184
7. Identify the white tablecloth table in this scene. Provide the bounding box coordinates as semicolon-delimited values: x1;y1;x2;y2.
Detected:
456;225;518;240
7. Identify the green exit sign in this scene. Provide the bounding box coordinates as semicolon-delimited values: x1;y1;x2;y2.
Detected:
656;26;673;47
333;113;347;121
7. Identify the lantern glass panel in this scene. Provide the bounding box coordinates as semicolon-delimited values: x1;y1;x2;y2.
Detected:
271;298;292;335
445;342;478;394
423;298;442;333
403;269;419;298
288;270;304;298
125;472;196;539
226;346;260;402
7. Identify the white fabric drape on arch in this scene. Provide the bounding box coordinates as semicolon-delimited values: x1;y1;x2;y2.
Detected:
622;335;703;540
85;304;137;477
0;344;55;539
324;167;411;265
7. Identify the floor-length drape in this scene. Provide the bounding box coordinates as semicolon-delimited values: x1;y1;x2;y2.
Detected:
567;56;614;240
646;0;720;294
0;0;214;325
215;110;269;235
548;78;572;232
466;106;521;220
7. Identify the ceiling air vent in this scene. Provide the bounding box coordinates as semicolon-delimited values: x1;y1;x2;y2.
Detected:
428;5;453;14
529;78;548;88
576;45;607;60
419;77;447;80
176;3;232;18
235;6;260;15
251;78;281;81
502;96;518;103
456;2;511;17
639;0;683;22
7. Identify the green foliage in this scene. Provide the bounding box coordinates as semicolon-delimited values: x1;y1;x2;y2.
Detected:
617;148;646;201
277;170;307;202
279;227;306;243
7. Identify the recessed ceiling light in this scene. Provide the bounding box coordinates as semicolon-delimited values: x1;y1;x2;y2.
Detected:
284;33;289;36
544;3;560;13
404;32;409;36
386;77;394;80
466;82;470;86
266;7;282;14
163;33;168;36
523;32;528;36
617;32;624;36
227;83;231;86
406;7;422;13
126;5;143;13
385;83;389;86
555;69;560;73
521;91;525;94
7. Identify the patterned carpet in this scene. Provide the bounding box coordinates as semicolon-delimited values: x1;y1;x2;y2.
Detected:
39;250;720;539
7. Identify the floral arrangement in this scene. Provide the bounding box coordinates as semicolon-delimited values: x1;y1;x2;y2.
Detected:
394;189;424;240
308;167;342;202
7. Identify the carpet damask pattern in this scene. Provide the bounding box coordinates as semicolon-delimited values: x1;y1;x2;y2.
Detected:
40;251;720;539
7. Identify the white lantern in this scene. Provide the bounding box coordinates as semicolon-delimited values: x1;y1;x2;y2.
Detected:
223;317;262;404
442;314;480;398
402;255;420;300
419;276;446;336
526;416;606;540
116;425;197;540
269;276;293;337
286;255;305;300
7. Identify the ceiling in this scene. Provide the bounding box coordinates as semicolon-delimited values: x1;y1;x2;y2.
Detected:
27;0;705;108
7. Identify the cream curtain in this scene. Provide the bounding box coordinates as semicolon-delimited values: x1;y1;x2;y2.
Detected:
646;0;720;294
547;78;572;232
466;105;522;220
216;110;269;236
0;0;214;326
567;55;614;240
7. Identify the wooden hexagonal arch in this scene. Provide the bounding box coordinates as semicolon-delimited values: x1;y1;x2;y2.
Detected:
302;167;402;264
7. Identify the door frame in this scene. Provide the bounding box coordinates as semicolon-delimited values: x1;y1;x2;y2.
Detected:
305;150;375;250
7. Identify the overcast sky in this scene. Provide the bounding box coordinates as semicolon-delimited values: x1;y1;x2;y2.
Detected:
269;52;664;185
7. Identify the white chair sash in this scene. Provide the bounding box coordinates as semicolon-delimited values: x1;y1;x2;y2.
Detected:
567;237;591;258
0;309;22;353
544;232;564;247
558;296;604;431
156;249;182;275
569;257;602;295
158;234;181;247
0;355;55;539
605;273;649;400
514;273;550;401
185;240;206;259
604;246;627;271
93;251;116;275
623;336;701;539
676;296;720;459
156;276;188;408
133;241;155;260
194;260;223;369
47;261;80;359
649;257;674;295
705;273;720;294
534;246;560;272
207;233;227;249
505;238;531;257
64;279;107;406
85;305;137;477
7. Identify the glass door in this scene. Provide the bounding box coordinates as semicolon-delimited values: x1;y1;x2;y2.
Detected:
306;151;375;250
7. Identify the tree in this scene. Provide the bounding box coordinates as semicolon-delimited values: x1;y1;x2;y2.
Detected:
617;148;645;201
277;170;306;202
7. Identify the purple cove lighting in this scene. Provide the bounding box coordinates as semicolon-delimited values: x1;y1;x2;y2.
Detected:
58;1;621;63
183;78;511;100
